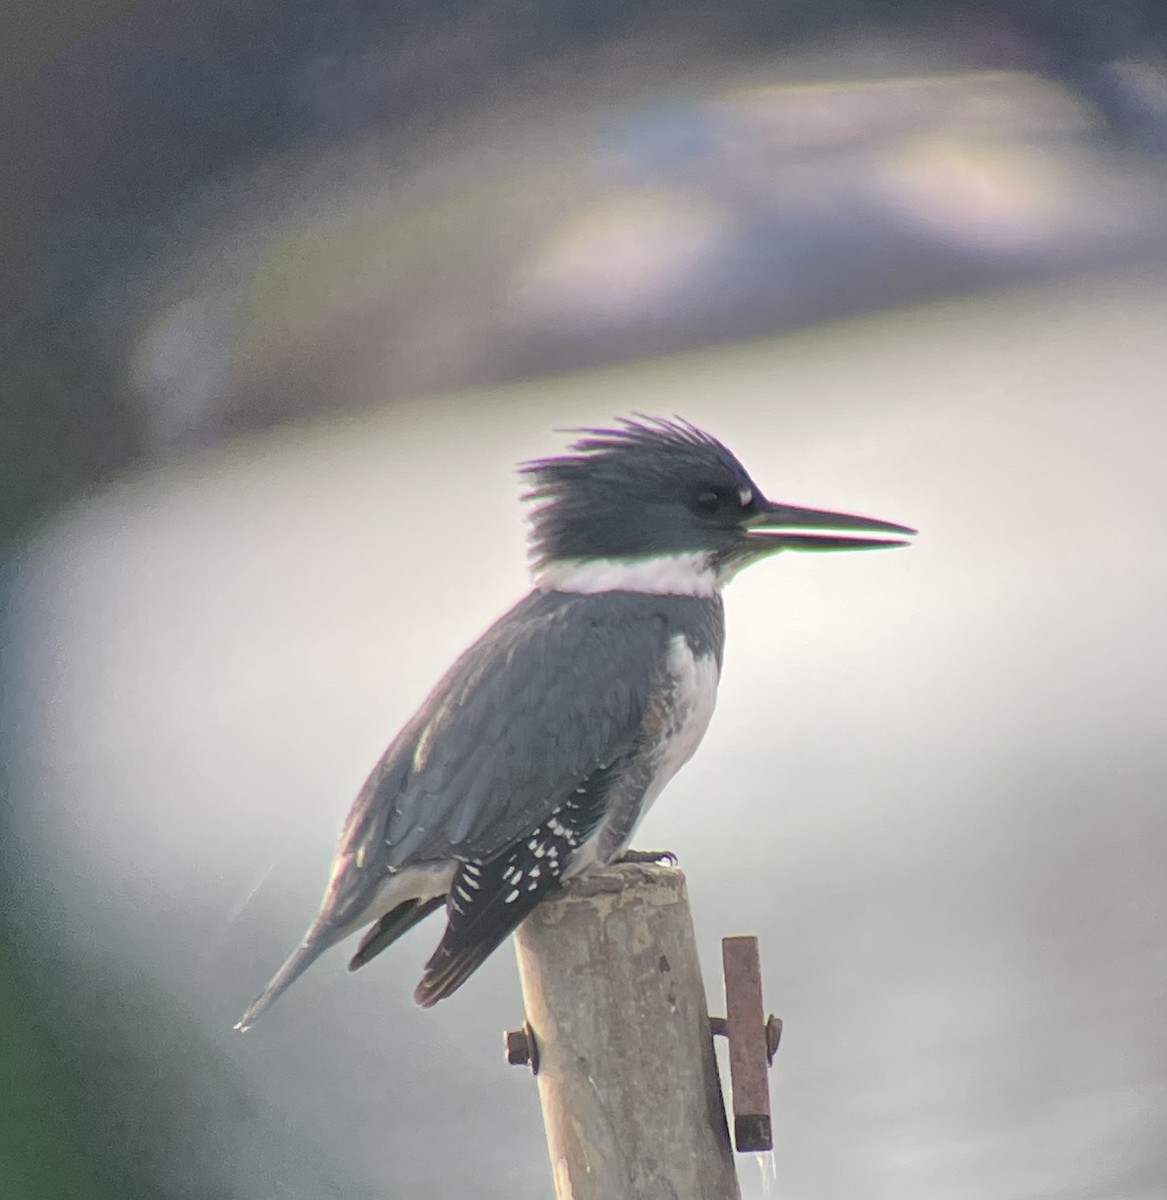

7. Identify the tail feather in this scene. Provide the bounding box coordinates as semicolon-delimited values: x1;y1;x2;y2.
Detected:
414;936;499;1008
348;896;445;972
234;923;343;1031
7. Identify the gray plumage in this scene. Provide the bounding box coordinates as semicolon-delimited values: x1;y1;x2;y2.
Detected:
236;415;913;1028
237;591;722;1025
367;590;722;869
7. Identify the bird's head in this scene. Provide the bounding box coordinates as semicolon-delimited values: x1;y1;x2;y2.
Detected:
520;416;914;595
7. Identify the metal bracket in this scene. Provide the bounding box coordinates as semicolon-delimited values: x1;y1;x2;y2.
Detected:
505;933;783;1156
710;935;782;1153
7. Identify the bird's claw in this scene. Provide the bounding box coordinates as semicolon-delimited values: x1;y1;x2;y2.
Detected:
618;848;679;867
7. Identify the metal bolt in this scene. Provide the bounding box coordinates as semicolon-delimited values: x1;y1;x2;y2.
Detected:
765;1013;783;1065
504;1021;539;1074
711;1013;782;1065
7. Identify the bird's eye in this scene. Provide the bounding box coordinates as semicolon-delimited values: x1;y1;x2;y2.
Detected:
693;487;731;514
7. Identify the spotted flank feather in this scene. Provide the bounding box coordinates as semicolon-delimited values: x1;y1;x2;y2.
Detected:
414;781;609;1006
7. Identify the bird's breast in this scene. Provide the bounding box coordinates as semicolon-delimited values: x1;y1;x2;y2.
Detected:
643;632;721;809
582;632;721;868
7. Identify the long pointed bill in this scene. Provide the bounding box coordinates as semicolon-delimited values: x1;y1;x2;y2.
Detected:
746;500;916;551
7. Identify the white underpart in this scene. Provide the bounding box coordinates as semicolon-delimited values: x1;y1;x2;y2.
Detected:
344;860;456;935
639;633;721;821
535;551;721;597
567;633;721;874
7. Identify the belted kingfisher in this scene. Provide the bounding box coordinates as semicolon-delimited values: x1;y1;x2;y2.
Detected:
236;416;913;1028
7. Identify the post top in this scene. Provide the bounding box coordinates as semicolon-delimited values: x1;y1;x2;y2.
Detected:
562;860;684;896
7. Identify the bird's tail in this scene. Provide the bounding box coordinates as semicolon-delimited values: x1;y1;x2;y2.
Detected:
234;921;343;1031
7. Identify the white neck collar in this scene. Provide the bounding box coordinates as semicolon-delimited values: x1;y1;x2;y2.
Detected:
533;551;722;597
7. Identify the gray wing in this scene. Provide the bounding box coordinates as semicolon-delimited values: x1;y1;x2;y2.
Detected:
235;589;675;1029
326;588;668;922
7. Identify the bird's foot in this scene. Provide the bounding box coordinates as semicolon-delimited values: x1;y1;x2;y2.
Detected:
618;848;679;867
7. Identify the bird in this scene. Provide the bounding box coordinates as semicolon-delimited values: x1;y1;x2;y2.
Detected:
236;415;914;1028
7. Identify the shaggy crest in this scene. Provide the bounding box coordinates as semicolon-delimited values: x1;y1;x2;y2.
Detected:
519;415;758;567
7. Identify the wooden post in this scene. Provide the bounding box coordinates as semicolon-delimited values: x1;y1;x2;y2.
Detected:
513;862;740;1200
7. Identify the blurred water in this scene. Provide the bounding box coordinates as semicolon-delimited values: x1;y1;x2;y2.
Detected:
3;269;1165;1197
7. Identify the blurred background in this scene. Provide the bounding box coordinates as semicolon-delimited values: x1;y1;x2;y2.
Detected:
2;3;1166;1197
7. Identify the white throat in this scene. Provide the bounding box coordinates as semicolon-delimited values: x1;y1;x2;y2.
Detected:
534;551;722;597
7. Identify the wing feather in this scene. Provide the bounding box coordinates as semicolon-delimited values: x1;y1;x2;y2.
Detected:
322;590;670;925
